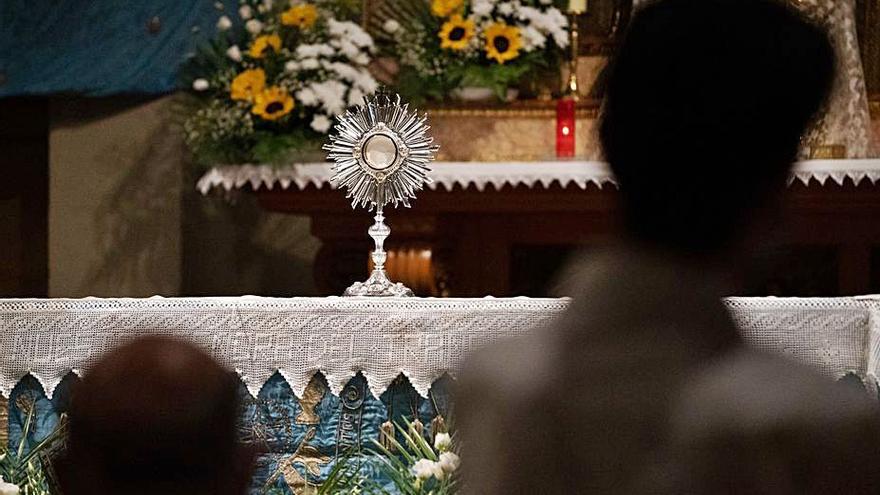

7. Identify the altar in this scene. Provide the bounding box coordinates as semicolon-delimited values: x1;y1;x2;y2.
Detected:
1;295;877;493
198;159;880;298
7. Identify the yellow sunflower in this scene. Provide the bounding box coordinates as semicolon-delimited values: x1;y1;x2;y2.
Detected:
438;15;474;50
431;0;463;17
281;4;318;29
252;86;295;121
230;68;266;101
484;23;522;64
249;34;282;58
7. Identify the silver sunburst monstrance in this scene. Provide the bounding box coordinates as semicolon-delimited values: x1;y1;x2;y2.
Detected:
323;91;439;297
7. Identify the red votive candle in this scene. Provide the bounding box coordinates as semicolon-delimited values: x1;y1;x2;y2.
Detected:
556;97;576;158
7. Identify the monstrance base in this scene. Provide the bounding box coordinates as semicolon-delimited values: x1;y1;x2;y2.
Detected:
343;269;414;297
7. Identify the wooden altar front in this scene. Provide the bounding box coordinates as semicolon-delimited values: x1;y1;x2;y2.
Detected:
254;168;880;298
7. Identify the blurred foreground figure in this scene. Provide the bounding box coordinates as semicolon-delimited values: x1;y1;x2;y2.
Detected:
60;336;253;495
459;0;880;493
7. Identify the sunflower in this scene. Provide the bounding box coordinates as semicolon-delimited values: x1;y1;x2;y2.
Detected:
252;86;295;121
281;4;318;28
438;15;474;50
249;34;282;58
484;23;522;64
230;68;266;101
431;0;463;17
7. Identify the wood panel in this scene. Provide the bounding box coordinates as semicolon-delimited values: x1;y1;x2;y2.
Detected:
258;179;880;297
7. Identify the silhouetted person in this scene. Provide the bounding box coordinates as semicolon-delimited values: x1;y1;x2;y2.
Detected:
60;336;254;495
458;0;880;493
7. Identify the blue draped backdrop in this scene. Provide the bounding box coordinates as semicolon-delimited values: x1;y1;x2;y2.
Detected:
0;0;236;96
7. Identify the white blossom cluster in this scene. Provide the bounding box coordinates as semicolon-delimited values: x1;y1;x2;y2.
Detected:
470;0;569;53
285;19;378;133
184;99;255;152
391;25;450;78
410;433;461;482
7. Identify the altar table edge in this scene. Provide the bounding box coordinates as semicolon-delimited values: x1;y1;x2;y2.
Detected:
0;295;878;401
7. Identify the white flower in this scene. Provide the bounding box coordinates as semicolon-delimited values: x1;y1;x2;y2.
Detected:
472;0;493;18
327;19;374;49
258;0;273;12
226;45;243;61
497;2;515;16
326;62;360;82
353;52;370;65
438;452;460;473
311;79;349;115
238;5;253;19
295;87;319;106
263;0;274;9
216;15;232;31
310;114;332;133
348;87;365;107
295;44;335;59
245;19;264;34
0;477;20;495
382;19;400;33
192;78;209;91
539;0;553;3
355;69;379;94
300;58;320;70
521;25;546;51
411;459;444;480
284;60;300;73
434;432;452;451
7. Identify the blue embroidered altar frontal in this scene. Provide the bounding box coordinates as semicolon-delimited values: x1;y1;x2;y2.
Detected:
7;372;453;494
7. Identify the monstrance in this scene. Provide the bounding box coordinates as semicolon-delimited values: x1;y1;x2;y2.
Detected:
323;91;439;296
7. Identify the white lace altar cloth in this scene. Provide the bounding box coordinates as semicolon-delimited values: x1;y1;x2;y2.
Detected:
0;296;876;400
196;160;880;194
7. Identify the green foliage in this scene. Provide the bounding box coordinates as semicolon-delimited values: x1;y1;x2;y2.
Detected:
0;403;65;495
367;421;458;495
456;61;534;100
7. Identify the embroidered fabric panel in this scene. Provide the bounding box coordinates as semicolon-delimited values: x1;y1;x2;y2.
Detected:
0;296;876;402
6;372;450;495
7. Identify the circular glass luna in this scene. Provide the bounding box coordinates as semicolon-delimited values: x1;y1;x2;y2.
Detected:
362;134;398;171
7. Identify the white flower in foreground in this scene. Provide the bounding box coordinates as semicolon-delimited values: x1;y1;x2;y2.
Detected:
284;60;300;73
226;45;243;62
192;78;209;91
0;477;20;495
245;19;264;34
383;19;400;33
412;459;444;480
310;114;332;133
216;15;232;31
438;452;460;473
300;58;320;70
434;432;452;452
238;5;253;19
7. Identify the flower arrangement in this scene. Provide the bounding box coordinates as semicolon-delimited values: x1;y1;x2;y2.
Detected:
316;419;461;494
371;0;569;102
182;0;379;166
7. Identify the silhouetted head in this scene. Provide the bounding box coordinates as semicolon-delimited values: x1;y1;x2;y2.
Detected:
600;0;835;253
62;336;252;495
